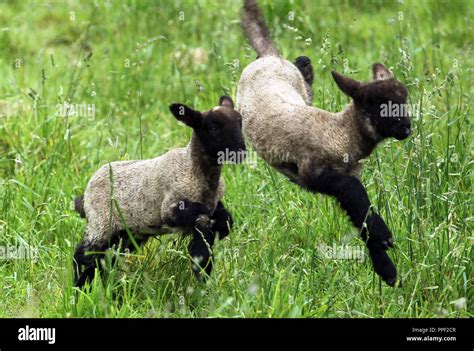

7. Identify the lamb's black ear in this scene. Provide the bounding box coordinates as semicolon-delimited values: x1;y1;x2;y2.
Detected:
331;71;361;98
219;95;234;109
169;103;202;128
372;62;393;80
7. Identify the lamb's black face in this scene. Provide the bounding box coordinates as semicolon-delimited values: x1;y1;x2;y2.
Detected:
332;63;412;141
197;107;246;163
358;80;411;140
169;96;246;164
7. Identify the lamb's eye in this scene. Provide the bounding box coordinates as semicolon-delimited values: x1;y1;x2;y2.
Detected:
209;126;219;134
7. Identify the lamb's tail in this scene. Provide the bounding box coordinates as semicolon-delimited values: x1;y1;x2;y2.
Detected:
74;195;86;218
242;0;279;57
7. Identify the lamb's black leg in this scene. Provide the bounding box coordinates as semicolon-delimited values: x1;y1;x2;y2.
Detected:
300;169;398;286
165;200;216;280
73;231;147;288
189;217;215;279
165;200;211;227
211;201;233;239
73;239;107;288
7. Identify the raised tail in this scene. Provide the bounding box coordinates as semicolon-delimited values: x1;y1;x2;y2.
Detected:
74;195;86;218
242;0;279;57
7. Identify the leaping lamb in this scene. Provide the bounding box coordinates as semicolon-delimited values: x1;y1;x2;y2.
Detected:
236;0;411;286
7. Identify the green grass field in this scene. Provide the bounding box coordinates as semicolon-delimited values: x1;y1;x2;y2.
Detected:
0;0;472;317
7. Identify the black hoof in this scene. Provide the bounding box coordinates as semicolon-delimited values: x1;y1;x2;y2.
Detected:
385;276;397;287
368;247;398;287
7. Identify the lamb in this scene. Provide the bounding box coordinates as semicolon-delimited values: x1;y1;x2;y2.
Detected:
73;96;246;288
236;0;411;286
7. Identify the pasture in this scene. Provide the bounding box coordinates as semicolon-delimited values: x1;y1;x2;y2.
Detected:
0;0;472;317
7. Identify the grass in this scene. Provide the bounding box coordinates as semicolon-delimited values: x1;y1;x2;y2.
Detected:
0;0;472;317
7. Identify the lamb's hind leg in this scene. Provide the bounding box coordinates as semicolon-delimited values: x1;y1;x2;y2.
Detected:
73;229;147;288
165;201;216;280
298;167;399;286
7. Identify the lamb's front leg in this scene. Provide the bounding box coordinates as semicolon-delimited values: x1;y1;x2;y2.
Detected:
299;168;398;286
189;216;215;279
211;201;233;239
165;201;216;280
74;238;107;288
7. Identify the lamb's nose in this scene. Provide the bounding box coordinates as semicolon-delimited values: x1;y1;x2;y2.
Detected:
403;127;411;136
